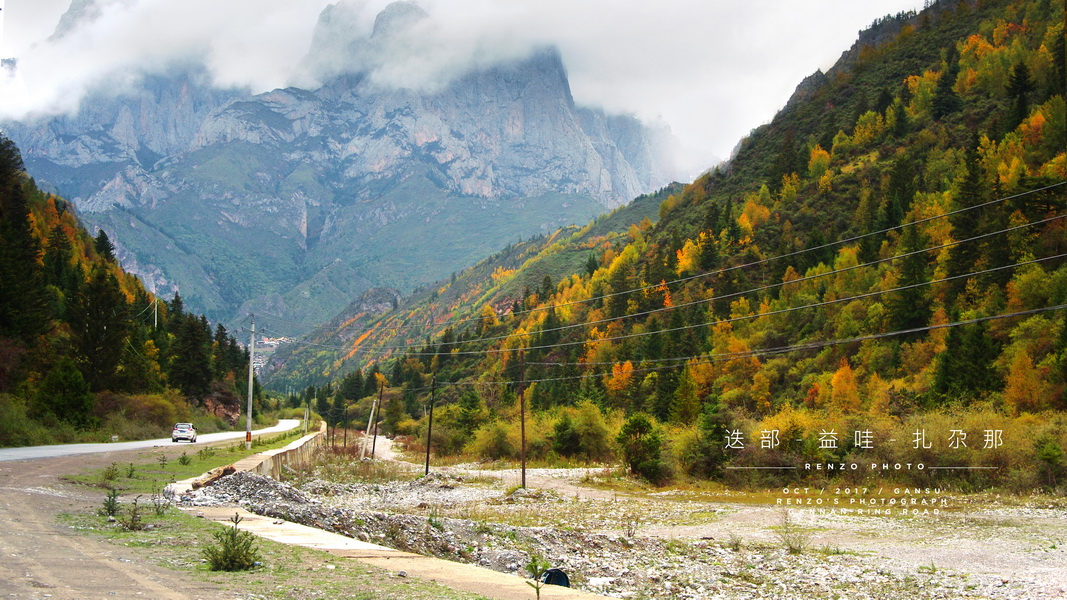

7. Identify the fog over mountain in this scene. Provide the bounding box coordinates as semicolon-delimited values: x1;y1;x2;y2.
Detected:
2;0;928;168
1;0;684;335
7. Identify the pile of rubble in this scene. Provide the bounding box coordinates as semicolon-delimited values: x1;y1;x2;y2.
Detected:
177;471;1063;599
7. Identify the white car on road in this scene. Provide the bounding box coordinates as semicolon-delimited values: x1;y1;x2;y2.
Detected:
171;423;197;443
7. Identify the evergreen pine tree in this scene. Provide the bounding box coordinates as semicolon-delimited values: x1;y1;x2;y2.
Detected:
981;185;1013;289
670;368;700;424
165;292;185;335
615;413;666;483
35;358;94;427
932;59;962;120
891;98;910;138
69;264;129;391
770;129;800;191
699;235;719;271
93;229;116;263
1005;62;1035;132
946;139;986;297
933;322;1000;400
167;315;212;397
1052;33;1066;99
0;139;49;342
538;307;561;348
340;368;364;401
887;155;917;219
875;88;894;115
888;224;932;333
703;201;721;235
540;275;554;300
43;224;81;297
363;365;381;398
315;390;331;424
688;401;731;478
585;253;598;277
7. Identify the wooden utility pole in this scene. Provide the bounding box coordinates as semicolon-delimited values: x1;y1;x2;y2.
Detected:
342;406;348;450
245;316;255;450
371;380;384;459
424;373;436;476
519;350;526;489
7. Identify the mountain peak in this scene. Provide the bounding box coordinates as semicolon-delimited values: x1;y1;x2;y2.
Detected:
50;0;106;41
371;1;429;40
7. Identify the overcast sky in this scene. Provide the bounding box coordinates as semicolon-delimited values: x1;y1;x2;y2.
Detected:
1;0;926;174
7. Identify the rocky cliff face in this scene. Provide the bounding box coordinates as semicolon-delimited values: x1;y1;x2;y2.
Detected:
3;1;680;335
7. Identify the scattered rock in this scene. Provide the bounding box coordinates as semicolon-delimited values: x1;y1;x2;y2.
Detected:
179;471;1065;600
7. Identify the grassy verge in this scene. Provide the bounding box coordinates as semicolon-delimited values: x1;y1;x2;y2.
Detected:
62;425;489;600
60;508;489;600
66;427;308;494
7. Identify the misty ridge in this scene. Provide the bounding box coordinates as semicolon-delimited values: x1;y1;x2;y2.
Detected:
0;0;689;334
1;0;680;142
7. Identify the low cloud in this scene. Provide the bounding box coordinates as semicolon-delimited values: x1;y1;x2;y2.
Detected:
1;0;924;172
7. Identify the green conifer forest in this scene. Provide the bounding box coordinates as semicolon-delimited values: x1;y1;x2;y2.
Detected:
0;136;260;445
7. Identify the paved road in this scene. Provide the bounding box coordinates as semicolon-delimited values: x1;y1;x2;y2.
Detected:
0;419;301;462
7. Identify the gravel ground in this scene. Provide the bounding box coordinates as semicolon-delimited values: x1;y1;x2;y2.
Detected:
179;470;1067;599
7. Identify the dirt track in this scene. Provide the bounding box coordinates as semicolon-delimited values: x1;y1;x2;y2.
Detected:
0;447;235;600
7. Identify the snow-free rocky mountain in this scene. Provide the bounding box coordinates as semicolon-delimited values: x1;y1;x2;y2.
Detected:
4;0;681;334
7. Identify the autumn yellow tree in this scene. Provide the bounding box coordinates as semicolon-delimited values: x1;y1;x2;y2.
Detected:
866;372;892;418
808;144;831;180
479;304;498;334
751;371;772;414
605;360;635;407
830;359;861;413
1003;350;1050;413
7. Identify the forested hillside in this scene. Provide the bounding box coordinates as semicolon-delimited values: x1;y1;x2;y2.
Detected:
279;0;1065;488
0;136;260;445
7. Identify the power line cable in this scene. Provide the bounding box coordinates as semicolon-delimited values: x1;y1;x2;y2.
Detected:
499;182;1065;319
429;213;1065;348
512;304;1067;386
262;213;1065;356
129;300;155;320
393;304;1067;391
260;250;1065;372
282;182;1067;341
526;252;1067;366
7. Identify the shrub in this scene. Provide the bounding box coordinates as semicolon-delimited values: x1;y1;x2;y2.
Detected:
1036;435;1064;488
101;487;120;517
468;422;515;460
117;496;145;531
616;413;668;484
0;394;54;446
203;513;260;571
552;413;580;457
774;509;812;554
151;486;170;516
572;401;614;461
